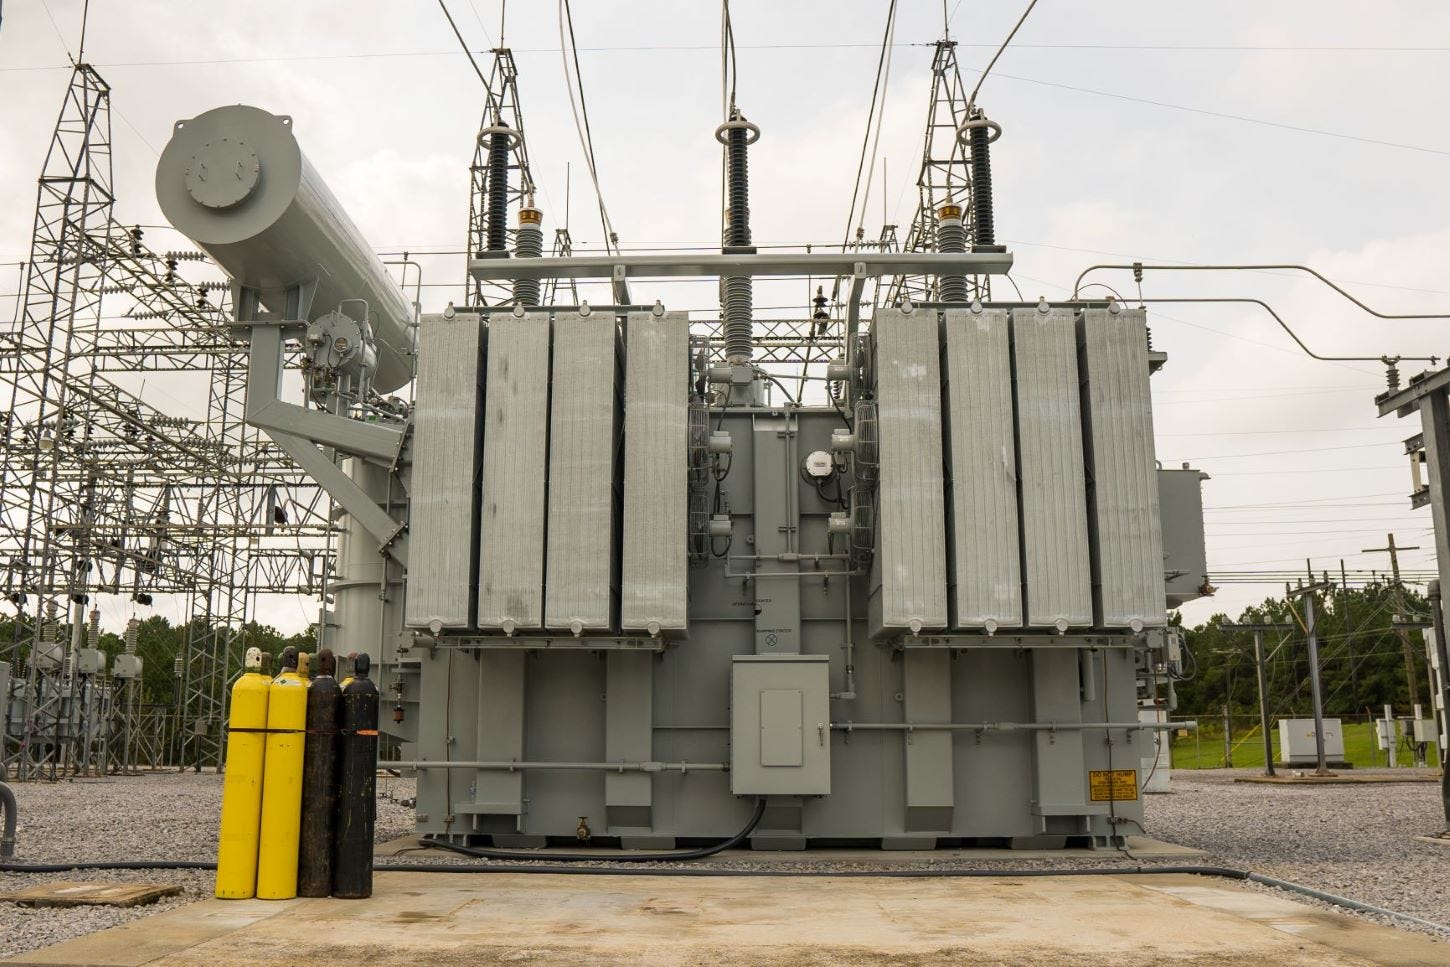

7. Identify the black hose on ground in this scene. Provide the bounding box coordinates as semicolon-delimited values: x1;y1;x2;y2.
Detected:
418;797;768;864
0;780;15;859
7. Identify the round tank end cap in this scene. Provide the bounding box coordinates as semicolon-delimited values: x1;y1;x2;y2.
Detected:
244;646;263;672
184;137;261;210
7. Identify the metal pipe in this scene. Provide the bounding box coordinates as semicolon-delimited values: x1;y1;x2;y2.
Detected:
0;779;16;858
380;760;728;773
469;251;1014;281
831;721;1195;733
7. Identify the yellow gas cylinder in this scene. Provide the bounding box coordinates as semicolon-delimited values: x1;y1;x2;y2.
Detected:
296;651;311;682
215;646;271;899
255;647;309;899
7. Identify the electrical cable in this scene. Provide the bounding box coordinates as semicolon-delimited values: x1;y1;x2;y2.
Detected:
964;0;1040;111
420;797;766;863
559;0;618;256
1;854;1445;934
832;0;898;306
854;6;897;242
1074;263;1450;320
436;0;493;93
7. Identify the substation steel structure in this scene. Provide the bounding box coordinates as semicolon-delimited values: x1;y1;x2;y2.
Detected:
0;64;331;780
1377;373;1450;818
152;37;1209;845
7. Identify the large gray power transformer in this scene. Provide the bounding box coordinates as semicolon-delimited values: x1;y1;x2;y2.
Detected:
157;104;1207;850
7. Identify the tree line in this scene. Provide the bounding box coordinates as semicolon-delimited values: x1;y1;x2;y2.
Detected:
1173;582;1437;718
2;615;315;706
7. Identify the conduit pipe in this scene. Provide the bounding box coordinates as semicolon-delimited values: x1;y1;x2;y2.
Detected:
831;721;1195;734
379;760;728;773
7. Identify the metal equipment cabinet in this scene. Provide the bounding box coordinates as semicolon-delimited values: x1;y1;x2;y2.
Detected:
731;656;831;796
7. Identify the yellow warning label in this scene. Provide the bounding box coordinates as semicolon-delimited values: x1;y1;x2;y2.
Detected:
1088;769;1139;802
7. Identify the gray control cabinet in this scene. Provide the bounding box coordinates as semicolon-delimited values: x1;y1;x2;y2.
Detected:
731;655;831;796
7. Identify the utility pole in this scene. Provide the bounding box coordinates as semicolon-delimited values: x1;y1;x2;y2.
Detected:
1364;534;1424;712
1289;580;1335;776
1340;560;1361;712
1223;623;1294;776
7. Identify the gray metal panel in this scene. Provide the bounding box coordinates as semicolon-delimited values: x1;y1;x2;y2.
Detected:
545;315;619;632
1079;307;1166;629
605;652;653;829
620;311;689;634
730;655;830;795
405;312;482;630
473;651;526;815
1030;648;1094;816
1012;307;1092;629
870;308;948;636
903;649;953;830
477;313;550;631
1159;467;1209;608
942;307;1022;630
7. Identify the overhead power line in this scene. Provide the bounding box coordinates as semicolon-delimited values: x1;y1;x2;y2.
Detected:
559;0;618;255
436;0;493;92
966;0;1040;110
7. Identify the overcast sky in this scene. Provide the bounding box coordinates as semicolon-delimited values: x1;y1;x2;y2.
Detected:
2;1;1448;634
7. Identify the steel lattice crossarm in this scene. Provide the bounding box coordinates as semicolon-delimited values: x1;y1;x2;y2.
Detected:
467;48;538;306
881;39;990;310
692;318;845;366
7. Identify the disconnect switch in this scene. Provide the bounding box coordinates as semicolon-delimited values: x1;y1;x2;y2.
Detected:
731;655;830;795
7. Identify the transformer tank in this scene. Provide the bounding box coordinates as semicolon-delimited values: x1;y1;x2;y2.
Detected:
157;104;1206;851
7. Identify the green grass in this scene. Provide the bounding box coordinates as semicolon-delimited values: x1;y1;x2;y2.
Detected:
1169;719;1441;770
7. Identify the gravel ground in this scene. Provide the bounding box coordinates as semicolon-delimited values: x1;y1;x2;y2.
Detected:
0;771;415;959
1143;769;1450;939
1;768;1446;959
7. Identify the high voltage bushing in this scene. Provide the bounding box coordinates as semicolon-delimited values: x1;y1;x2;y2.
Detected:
479;124;519;254
513;205;543;307
957;112;1004;252
935;203;968;304
297;648;341;898
716;111;761;366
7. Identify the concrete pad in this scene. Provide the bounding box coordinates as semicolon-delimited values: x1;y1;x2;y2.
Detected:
5;870;1445;967
0;882;182;908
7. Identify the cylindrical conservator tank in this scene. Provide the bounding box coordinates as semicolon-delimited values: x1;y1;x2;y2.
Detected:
297;649;342;898
154;105;415;393
333;653;379;899
255;650;308;900
214;647;270;899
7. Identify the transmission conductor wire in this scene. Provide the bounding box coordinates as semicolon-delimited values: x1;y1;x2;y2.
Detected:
559;0;618;256
965;0;1041;111
436;0;493;94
